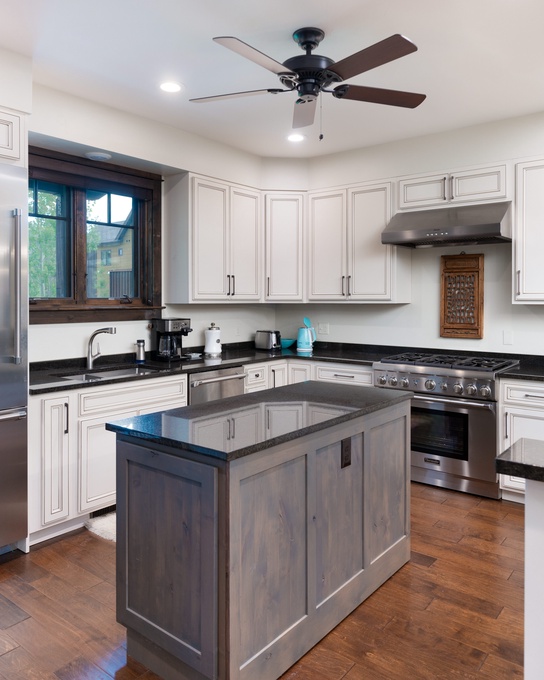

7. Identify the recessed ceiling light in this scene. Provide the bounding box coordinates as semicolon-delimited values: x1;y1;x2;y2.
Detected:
288;133;305;143
85;151;112;161
160;82;183;93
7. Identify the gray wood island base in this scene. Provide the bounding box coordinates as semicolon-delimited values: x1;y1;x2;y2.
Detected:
106;381;412;680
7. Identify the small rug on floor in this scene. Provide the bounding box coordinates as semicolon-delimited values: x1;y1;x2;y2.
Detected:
85;512;116;542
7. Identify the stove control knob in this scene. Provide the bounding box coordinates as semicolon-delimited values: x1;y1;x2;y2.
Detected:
479;385;492;399
466;384;477;396
453;383;464;395
389;376;398;387
400;377;410;388
440;382;448;391
425;379;436;390
378;375;387;386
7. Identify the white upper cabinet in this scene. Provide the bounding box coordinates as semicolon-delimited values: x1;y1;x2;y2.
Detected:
308;182;410;302
513;158;544;302
0;107;22;162
165;174;262;303
398;163;508;210
193;177;261;301
264;192;304;301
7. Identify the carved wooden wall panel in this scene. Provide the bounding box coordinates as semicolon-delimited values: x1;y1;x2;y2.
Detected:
440;254;484;339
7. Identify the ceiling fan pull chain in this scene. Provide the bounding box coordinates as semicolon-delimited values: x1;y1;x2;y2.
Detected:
319;95;324;141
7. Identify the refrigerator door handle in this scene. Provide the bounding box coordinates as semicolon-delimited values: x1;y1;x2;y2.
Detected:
13;208;22;365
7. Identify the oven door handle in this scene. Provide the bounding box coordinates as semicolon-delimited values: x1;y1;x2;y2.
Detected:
412;395;494;409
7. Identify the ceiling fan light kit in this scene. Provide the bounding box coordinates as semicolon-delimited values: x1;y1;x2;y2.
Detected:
190;27;426;129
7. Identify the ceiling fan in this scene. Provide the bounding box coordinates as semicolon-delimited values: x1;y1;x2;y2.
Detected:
190;28;426;129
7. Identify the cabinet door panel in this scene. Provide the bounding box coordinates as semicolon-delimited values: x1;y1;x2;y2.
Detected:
230;187;261;299
514;161;544;301
398;174;447;208
42;396;71;525
192;179;229;299
79;409;138;512
348;184;391;299
265;193;304;300
308;191;346;299
452;166;506;202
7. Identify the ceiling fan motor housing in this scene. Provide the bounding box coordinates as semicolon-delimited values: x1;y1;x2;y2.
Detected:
280;54;342;101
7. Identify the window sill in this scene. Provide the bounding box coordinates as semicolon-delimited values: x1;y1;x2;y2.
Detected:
30;305;164;325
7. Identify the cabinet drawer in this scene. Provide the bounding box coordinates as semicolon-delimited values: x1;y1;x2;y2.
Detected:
502;380;544;407
79;376;187;416
314;363;372;385
245;364;268;390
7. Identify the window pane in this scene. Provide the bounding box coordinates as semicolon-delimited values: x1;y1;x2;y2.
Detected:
32;180;67;217
86;223;136;299
28;216;72;298
87;190;109;223
111;194;133;226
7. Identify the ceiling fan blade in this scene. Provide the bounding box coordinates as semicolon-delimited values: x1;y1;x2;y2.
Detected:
329;34;418;81
333;84;426;108
293;98;317;128
190;88;288;103
213;36;295;76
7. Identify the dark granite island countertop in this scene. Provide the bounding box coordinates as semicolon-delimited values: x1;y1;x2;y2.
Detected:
496;437;544;482
109;381;412;680
106;380;410;461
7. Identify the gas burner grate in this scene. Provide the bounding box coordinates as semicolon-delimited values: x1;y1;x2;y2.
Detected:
381;353;518;372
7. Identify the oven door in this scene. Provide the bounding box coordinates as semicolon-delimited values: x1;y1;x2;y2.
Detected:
411;394;497;487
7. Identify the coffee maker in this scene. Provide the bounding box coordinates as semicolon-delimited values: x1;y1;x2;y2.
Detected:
152;318;192;361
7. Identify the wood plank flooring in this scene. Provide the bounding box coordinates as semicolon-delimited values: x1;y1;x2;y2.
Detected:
0;483;524;679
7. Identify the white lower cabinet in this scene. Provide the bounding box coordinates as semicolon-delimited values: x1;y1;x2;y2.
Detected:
499;379;544;501
244;363;269;392
288;360;314;383
268;360;288;388
28;375;187;544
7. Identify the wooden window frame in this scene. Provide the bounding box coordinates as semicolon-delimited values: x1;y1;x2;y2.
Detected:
29;146;162;324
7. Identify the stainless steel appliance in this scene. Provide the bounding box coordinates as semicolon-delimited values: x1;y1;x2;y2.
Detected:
255;330;281;351
152;318;192;361
0;163;28;549
189;367;246;405
372;352;519;499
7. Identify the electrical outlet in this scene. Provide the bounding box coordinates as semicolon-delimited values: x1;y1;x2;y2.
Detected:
318;322;329;335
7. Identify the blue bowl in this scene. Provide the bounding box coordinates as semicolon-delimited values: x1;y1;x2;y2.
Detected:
281;338;295;349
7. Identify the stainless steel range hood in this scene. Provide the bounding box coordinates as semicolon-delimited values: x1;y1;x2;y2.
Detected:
381;201;512;248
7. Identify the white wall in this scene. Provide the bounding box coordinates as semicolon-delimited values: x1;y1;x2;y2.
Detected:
26;85;544;361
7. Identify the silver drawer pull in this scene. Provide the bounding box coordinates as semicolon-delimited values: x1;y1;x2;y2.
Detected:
333;373;355;379
524;394;544;399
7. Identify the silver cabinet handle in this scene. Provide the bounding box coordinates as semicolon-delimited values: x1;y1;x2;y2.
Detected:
341;276;345;296
347;275;351;297
443;176;448;201
505;411;509;439
524;393;544;399
13;209;22;365
227;274;231;296
231;275;235;296
64;402;69;435
449;175;454;201
333;373;355;379
267;276;270;297
516;270;521;297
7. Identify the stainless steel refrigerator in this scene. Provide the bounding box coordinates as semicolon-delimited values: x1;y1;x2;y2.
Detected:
0;163;28;549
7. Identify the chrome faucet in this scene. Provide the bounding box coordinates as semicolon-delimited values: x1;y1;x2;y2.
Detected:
87;327;116;369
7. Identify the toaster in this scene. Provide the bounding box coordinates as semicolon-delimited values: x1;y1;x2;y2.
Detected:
255;330;282;351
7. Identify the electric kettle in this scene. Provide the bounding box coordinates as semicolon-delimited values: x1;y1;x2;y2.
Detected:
296;325;316;353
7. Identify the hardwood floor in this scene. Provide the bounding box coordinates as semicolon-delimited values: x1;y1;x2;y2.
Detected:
0;483;524;679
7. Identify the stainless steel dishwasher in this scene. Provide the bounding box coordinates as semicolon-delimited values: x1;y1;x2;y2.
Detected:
189;366;246;404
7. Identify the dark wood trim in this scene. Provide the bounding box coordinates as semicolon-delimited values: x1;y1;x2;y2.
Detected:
29;147;163;325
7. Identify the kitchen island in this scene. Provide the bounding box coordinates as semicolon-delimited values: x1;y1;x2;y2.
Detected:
107;381;412;680
496;438;544;680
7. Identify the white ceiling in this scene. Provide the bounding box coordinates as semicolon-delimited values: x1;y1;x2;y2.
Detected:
2;0;544;159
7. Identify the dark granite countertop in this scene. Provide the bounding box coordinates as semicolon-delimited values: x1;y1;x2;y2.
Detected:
105;381;411;462
29;340;544;395
496;437;544;482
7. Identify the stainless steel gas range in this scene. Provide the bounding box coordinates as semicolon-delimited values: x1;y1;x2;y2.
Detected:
372;352;519;499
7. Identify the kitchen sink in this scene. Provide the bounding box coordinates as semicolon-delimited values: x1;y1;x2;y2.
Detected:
58;365;161;382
